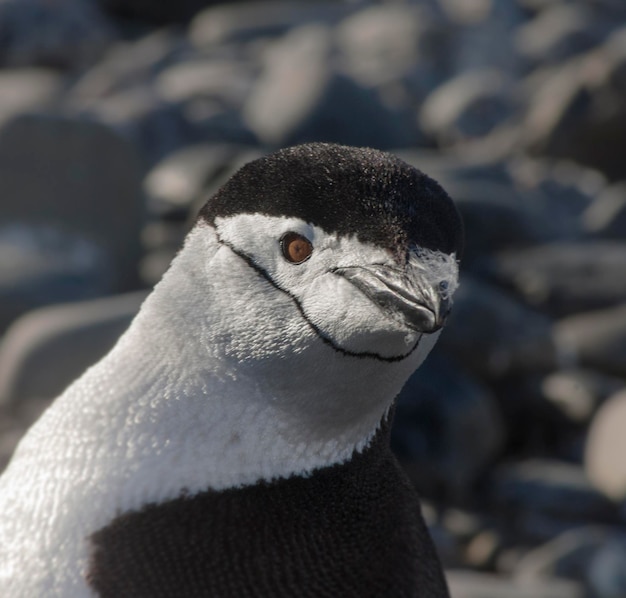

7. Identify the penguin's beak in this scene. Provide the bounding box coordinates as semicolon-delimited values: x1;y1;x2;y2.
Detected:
334;265;451;334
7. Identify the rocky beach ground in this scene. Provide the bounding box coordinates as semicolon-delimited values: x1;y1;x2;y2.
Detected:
1;0;626;595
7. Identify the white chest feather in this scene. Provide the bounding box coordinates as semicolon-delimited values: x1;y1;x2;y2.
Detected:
0;223;451;596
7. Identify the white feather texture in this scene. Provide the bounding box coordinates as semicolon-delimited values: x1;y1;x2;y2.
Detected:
0;215;458;597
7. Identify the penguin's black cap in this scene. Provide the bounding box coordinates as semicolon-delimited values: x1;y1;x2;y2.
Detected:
200;143;463;259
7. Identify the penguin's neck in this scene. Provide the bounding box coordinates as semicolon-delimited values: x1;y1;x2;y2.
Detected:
38;226;418;510
56;299;394;513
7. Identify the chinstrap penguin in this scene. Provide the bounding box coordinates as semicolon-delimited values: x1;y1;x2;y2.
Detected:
0;143;463;597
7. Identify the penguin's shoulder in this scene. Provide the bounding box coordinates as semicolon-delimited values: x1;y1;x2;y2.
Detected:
87;423;448;598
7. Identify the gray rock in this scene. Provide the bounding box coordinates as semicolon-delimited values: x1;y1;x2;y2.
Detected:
243;24;418;148
242;24;331;146
515;4;605;65
585;391;626;501
419;69;515;145
443;508;487;544
515;0;567;13
522;31;626;180
70;29;186;101
0;225;115;331
0;68;62;130
393;352;504;500
479;242;626;317
444;0;524;75
514;526;626;598
144;143;246;218
583;183;626;240
427;520;463;569
521;57;591;157
553;304;626;378
464;528;504;570
0;114;144;302
492;372;588;462
155;58;255;107
602;25;626;95
189;146;266;216
540;368;624;424
442;181;560;265
508;158;603;243
588;535;626;598
492;460;619;543
0;291;147;406
446;570;584;598
394;149;514;188
0;0;114;69
335;4;444;92
189;1;352;47
439;276;557;378
72;84;197;165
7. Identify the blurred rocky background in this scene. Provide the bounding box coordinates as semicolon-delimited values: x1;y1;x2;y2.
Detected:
1;0;626;595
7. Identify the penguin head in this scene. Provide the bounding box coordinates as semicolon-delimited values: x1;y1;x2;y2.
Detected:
200;143;460;353
148;143;462;431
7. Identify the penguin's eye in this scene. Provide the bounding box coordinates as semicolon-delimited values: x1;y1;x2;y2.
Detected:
280;232;313;264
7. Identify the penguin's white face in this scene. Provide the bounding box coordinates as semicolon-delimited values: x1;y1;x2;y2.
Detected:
214;213;459;361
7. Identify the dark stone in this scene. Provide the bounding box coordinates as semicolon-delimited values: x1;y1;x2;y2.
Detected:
508;157;601;241
443;182;558;265
243;25;420;149
514;526;626;596
585;391;626;501
478;242;626;317
588;534;626;598
335;4;446;95
72;85;199;166
0;115;144;325
419;69;515;145
144;143;247;218
70;29;186;100
393;351;504;500
0;0;114;69
583;182;626;240
438;276;557;378
394;149;514;188
490;373;585;461
492;460;619;543
0;291;146;405
515;4;607;65
554;304;626;378
522;30;626;180
522;57;593;160
603;25;626;96
444;0;524;75
189;1;352;47
154;58;255;108
0;68;62;129
446;570;583;598
540;368;624;424
0;225;116;331
464;528;503;570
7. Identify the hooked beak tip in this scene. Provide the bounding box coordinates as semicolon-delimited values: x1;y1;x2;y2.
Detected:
335;265;452;335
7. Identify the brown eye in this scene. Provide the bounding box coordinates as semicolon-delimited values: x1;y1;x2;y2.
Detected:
280;232;313;264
